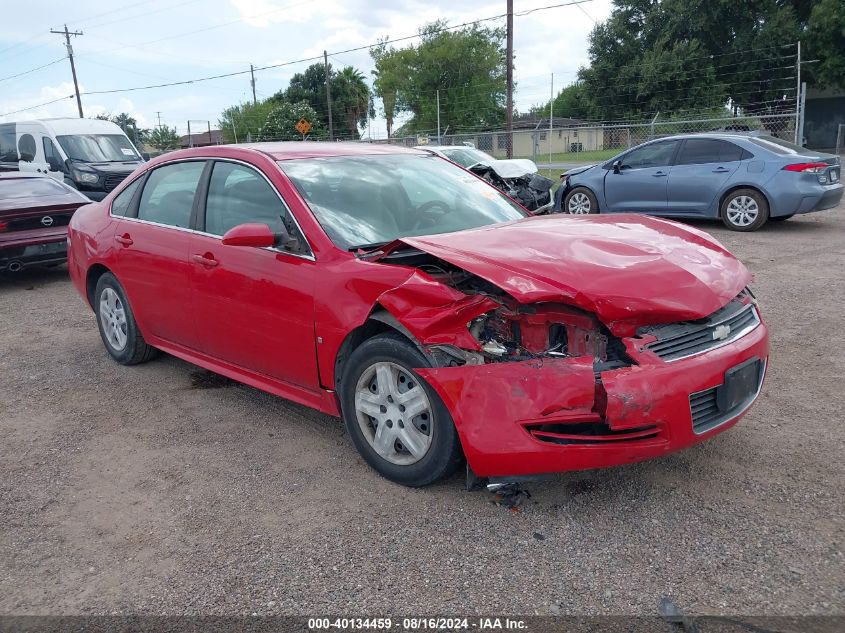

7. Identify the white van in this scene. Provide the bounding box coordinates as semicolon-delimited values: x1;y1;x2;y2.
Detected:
0;118;145;201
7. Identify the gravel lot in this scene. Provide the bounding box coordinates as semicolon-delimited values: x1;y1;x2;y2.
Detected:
1;203;843;619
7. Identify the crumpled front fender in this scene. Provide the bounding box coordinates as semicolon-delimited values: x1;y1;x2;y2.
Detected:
376;270;498;351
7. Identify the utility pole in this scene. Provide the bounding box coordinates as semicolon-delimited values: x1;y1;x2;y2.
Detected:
324;50;334;141
549;73;553;166
505;0;514;158
250;64;257;105
51;25;84;118
794;41;801;145
156;111;163;128
436;89;441;144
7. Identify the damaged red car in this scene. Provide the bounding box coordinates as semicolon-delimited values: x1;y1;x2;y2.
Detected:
67;143;769;487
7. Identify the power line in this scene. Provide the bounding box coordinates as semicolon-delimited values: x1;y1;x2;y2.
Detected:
0;57;67;83
83;0;593;96
0;94;75;118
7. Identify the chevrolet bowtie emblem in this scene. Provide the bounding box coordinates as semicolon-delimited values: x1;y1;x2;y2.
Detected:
712;324;731;341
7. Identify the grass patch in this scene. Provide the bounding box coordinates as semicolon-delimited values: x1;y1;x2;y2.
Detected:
519;148;620;165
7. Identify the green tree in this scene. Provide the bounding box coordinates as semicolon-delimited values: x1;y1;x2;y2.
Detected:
273;62;372;139
370;39;410;138
575;0;845;120
333;66;372;139
147;126;181;151
94;112;148;145
807;0;845;88
258;101;323;141
371;21;506;135
218;100;276;143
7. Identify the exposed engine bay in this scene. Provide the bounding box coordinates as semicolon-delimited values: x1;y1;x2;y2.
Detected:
376;247;633;370
469;165;554;212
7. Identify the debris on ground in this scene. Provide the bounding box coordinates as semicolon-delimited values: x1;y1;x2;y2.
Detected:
659;596;698;633
488;483;532;511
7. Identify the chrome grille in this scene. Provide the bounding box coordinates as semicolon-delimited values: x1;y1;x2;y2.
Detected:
642;299;760;362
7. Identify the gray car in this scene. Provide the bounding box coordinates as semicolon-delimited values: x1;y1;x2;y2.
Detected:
554;133;842;231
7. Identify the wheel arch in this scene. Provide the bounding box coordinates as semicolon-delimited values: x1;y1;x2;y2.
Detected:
332;307;423;391
85;263;112;308
565;183;601;212
718;184;771;216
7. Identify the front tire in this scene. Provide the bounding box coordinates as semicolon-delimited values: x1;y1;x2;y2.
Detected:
564;187;598;214
340;333;463;487
720;188;769;231
94;273;158;365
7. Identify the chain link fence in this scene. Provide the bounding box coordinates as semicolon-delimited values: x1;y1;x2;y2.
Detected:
383;112;797;164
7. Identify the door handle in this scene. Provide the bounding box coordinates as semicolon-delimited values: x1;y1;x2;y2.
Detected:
712;167;730;173
114;233;133;246
652;171;667;177
192;253;219;267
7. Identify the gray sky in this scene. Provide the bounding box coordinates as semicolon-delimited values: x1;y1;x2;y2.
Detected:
0;0;613;137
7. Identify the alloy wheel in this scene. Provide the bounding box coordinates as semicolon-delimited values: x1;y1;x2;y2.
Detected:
568;192;591;214
354;361;433;466
726;195;759;228
99;287;128;351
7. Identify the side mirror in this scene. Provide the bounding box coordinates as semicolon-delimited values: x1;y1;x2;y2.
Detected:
612;160;622;174
221;223;275;247
46;156;62;172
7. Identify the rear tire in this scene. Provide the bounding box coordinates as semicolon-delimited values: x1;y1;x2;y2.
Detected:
564;187;598;214
340;333;463;487
720;188;769;231
94;273;158;365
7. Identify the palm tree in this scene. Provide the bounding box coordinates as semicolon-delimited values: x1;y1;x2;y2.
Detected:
334;66;370;139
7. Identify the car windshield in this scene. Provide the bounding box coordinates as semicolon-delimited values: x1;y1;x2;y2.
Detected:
439;147;495;168
279;154;527;250
57;134;140;162
748;135;811;155
0;177;72;199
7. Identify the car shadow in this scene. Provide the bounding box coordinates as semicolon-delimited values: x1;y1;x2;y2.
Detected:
681;216;835;235
0;263;69;289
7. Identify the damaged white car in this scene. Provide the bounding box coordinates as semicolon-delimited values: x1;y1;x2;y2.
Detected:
418;145;554;213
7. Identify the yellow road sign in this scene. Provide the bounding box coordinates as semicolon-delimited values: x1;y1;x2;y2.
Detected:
295;118;312;135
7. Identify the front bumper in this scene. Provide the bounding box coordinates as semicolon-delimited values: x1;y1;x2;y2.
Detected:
417;318;769;478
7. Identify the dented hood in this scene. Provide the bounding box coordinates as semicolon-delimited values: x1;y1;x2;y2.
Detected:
378;214;751;336
471;158;538;179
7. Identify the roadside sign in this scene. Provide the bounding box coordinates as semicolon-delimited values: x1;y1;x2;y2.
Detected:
295;118;312;136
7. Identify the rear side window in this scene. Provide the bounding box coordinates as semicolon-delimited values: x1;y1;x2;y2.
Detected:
111;178;143;217
676;139;746;165
18;134;36;162
137;161;205;228
0;124;18;166
204;161;292;237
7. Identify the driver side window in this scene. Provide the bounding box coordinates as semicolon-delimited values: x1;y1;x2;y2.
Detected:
621;141;678;169
203;161;309;255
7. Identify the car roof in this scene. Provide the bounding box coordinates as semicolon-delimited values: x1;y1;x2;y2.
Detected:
650;132;766;143
0;172;54;180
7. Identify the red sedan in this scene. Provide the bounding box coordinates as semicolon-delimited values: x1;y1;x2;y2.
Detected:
67;143;769;487
1;173;90;273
